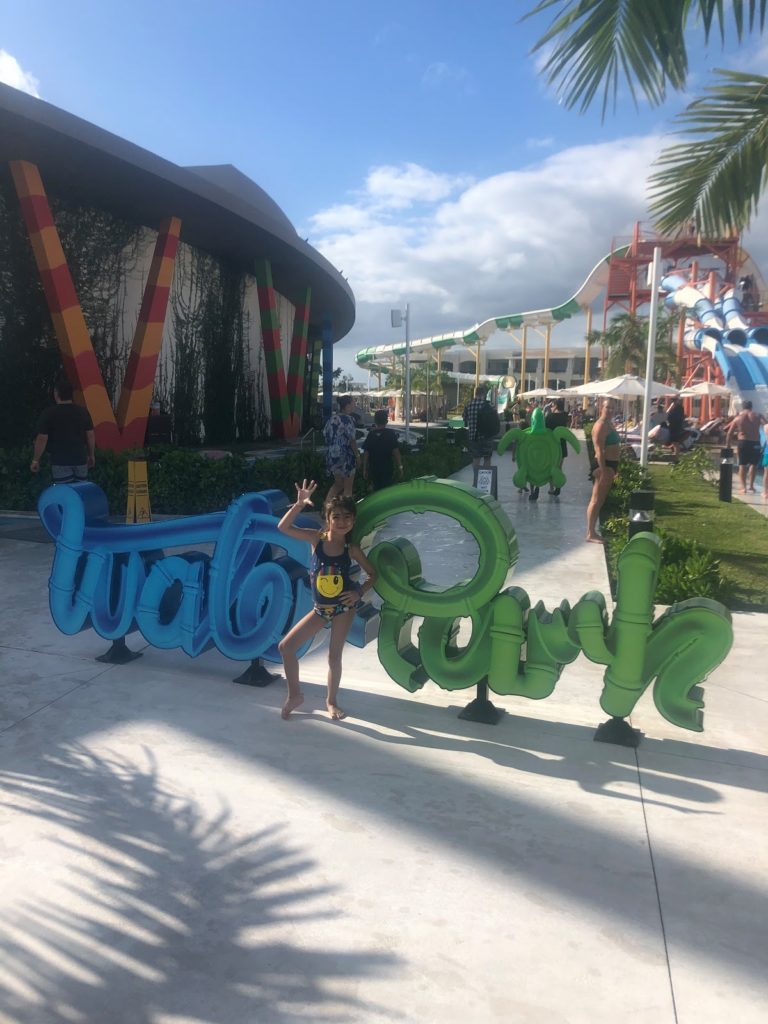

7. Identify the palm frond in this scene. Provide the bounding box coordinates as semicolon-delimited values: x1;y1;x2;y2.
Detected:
649;71;768;234
524;0;766;117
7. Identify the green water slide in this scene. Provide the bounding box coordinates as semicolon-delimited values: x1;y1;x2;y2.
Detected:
355;246;629;372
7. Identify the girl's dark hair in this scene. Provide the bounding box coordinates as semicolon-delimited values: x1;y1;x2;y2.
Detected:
324;495;357;520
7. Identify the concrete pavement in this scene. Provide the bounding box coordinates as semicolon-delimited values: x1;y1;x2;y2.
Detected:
0;442;766;1023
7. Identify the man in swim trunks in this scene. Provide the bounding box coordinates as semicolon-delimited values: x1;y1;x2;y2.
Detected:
726;401;766;494
586;399;621;543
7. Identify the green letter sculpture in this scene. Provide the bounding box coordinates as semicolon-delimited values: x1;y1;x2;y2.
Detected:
354;478;732;732
498;406;580;491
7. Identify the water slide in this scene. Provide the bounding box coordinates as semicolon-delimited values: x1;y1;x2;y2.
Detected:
355;246;630;373
661;274;768;415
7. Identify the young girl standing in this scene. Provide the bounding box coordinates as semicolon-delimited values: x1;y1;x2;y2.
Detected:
277;480;377;720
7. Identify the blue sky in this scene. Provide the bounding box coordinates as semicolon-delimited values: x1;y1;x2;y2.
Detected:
3;1;767;375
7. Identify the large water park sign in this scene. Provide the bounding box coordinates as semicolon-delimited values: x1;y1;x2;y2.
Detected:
37;478;733;735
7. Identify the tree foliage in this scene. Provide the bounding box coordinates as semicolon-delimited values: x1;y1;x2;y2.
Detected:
591;311;681;383
525;0;768;232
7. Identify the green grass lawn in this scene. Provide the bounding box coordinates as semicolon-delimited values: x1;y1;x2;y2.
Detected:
648;464;768;610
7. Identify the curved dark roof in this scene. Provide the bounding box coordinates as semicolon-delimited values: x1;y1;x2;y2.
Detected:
0;83;355;338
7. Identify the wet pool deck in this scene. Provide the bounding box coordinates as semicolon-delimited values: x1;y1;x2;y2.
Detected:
0;442;766;1023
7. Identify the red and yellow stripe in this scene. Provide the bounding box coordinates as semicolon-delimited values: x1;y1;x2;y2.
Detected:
285;287;311;437
255;259;291;439
10;161;180;452
116;217;181;447
11;160;120;447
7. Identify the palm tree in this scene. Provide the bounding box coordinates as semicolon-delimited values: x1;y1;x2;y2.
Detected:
592;312;681;383
525;1;768;234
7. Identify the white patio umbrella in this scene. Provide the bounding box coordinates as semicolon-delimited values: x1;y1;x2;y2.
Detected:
678;381;732;398
568;375;679;440
518;387;567;399
568;374;679;399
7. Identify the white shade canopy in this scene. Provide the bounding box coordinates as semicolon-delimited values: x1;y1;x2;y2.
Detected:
518;387;567;398
567;374;679;399
678;381;733;398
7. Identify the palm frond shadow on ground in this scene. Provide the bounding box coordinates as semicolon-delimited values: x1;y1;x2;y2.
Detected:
0;744;399;1024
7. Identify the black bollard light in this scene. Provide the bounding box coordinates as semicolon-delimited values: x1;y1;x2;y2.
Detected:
628;490;655;537
718;447;734;502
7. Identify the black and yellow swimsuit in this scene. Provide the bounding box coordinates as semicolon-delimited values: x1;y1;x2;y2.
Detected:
310;539;360;620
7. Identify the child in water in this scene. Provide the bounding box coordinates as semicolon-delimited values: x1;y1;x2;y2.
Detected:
277;479;377;720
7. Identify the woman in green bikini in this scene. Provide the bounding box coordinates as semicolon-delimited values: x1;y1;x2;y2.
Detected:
586;400;621;543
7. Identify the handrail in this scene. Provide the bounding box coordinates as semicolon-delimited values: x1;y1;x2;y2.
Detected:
300;426;321;451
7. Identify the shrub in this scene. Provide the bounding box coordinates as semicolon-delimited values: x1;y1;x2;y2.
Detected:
670;446;717;484
0;437;471;516
654;534;730;603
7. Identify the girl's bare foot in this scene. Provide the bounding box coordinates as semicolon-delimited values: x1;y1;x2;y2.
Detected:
281;694;304;719
586;534;604;544
327;702;347;720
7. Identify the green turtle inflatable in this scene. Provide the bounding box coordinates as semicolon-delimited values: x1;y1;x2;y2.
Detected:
498;407;580;500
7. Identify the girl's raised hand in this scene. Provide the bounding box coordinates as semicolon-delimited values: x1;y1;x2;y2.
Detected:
295;479;317;506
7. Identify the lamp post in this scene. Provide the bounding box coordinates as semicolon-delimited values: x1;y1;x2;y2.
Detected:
640;246;663;468
391;303;411;435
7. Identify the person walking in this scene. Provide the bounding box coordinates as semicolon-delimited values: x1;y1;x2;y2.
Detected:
463;385;498;472
666;396;686;456
545;397;569;496
362;409;403;491
586;400;621;543
726;401;766;494
323;394;360;499
30;378;95;483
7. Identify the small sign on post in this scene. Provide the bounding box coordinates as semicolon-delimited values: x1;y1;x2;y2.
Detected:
126;459;152;524
473;465;498;499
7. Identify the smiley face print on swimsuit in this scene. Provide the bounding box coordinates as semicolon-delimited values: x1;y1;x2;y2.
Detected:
315;567;344;600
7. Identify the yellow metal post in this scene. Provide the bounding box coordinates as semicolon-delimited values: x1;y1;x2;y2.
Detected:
583;306;593;411
584;306;593;386
126;459;152;524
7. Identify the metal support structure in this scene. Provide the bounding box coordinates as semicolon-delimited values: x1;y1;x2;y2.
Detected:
321;317;334;421
594;717;643;748
232;659;280;687
584;305;593;382
95;636;142;664
640;246;663;468
458;678;504;725
390;304;411;432
405;302;411;436
520;326;528;394
543;324;552;391
425;354;430;442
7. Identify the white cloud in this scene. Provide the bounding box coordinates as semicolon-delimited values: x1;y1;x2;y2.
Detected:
742;37;768;71
365;162;473;208
310;204;375;233
526;135;555;149
422;61;474;92
0;50;40;97
305;137;768;376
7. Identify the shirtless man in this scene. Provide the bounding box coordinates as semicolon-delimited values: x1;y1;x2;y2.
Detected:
586;400;621;543
725;401;766;493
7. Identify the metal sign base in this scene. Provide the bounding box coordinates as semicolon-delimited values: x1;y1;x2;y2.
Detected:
458;678;504;725
594;716;643;748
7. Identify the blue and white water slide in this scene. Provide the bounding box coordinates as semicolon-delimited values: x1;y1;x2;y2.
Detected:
661;275;768;415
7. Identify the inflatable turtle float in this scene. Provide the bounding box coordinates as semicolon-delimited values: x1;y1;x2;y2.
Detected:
497;407;580;500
